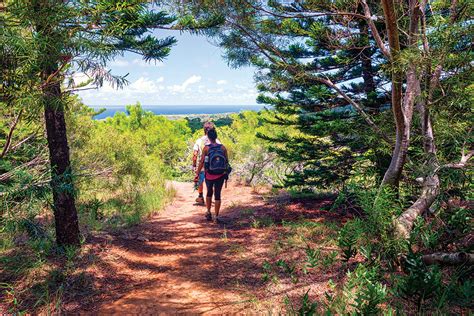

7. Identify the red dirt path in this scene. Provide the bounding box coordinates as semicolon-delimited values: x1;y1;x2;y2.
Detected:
73;181;340;314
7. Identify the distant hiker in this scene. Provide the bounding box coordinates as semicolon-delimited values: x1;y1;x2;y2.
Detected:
195;128;229;223
192;121;220;205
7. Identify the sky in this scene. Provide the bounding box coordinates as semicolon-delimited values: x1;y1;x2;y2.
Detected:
75;30;259;107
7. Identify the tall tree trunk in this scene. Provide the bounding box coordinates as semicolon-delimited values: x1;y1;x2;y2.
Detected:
43;70;80;247
380;0;405;188
34;0;80;247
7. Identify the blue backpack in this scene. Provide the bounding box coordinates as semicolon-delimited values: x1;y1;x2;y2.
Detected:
206;144;228;175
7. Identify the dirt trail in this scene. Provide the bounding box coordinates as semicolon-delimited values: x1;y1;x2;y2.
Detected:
74;181;342;314
85;181;272;314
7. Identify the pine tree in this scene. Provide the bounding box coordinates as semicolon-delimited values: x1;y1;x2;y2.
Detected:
2;0;176;246
250;12;390;189
181;0;392;189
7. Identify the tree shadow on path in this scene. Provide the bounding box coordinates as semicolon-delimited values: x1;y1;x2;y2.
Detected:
69;182;345;314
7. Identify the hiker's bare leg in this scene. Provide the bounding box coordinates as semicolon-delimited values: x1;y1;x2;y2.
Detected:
213;178;224;222
195;180;204;204
204;179;213;221
206;196;212;212
203;196;212;221
214;200;221;218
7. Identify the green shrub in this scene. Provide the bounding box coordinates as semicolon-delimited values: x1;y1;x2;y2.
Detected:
285;289;318;316
447;207;472;235
276;259;299;284
346;265;388;315
335;185;407;263
304;245;321;269
68;103;176;230
395;252;442;310
261;260;272;282
323;264;389;315
411;218;442;250
304;246;338;272
337;219;363;262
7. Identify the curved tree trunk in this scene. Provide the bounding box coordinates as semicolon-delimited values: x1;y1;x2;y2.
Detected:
380;0;443;239
380;0;405;188
381;0;423;192
381;64;418;189
395;173;440;238
395;100;440;238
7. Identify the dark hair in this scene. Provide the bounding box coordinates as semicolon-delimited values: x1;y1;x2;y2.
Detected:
203;121;215;134
207;128;218;141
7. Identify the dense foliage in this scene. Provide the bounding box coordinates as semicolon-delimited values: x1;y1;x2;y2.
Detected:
1;102;180;246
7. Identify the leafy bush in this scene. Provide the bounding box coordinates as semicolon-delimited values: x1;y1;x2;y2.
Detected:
68;103;179;229
322;265;389;315
335;185;407;263
395;252;442;310
446;207;472;235
285;289;318;316
213;110;288;186
345;265;388;315
337;219;364;262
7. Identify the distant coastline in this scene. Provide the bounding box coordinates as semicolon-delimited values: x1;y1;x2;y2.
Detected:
92;105;265;120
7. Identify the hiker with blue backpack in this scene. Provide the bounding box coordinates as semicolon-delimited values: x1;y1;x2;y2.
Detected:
192;122;220;205
194;128;230;223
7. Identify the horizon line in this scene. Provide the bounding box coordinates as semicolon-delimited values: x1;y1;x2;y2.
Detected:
89;104;262;108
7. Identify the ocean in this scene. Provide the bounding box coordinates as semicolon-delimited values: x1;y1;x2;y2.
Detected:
92;105;265;119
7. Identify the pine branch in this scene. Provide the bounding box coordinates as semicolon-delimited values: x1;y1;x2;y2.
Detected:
0;109;23;158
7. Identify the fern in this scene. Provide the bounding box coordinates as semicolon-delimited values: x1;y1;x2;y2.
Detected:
304;245;321;269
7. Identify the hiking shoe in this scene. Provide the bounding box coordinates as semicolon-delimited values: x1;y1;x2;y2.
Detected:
195;196;205;204
205;211;212;221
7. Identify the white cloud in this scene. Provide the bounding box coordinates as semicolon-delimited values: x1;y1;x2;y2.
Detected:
107;58;165;68
129;77;158;93
234;84;249;90
183;75;202;86
168;75;202;93
85;76;166;98
216;80;228;85
206;88;224;93
75;74;259;106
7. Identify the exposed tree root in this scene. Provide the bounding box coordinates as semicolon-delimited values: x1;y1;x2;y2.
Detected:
394;174;440;238
422;252;474;266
